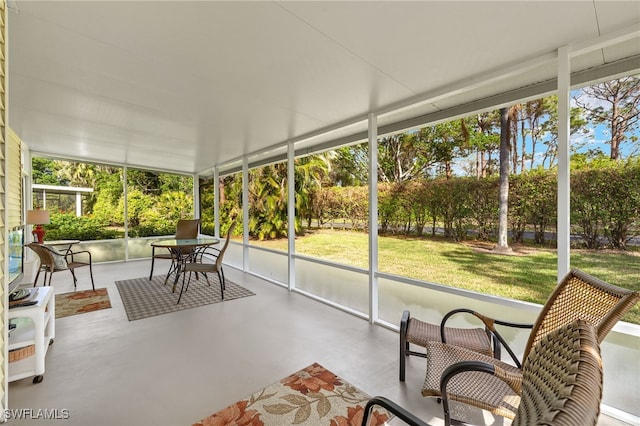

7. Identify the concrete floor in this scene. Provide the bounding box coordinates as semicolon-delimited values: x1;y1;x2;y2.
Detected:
6;259;629;426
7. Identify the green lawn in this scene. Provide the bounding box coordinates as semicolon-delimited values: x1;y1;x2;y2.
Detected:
250;229;640;324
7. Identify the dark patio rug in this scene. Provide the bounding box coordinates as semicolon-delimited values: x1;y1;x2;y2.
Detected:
115;274;255;321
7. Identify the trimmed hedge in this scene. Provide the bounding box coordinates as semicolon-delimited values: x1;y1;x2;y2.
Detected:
310;163;639;249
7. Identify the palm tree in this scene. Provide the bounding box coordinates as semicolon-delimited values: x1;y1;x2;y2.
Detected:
495;107;512;253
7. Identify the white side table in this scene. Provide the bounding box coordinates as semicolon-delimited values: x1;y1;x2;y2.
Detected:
8;287;55;383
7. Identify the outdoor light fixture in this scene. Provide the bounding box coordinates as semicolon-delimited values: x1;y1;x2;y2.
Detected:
27;209;50;244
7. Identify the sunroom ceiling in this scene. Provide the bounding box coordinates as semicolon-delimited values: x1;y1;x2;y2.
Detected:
8;1;640;175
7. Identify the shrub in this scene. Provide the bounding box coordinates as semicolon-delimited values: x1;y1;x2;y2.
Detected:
44;212;120;241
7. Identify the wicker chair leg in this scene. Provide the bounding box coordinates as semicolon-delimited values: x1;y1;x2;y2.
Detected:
163;259;179;286
33;268;42;287
177;272;191;304
149;247;156;280
400;310;410;381
69;269;78;288
217;270;225;299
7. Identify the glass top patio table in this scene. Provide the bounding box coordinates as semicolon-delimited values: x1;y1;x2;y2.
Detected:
150;237;220;248
150;238;220;293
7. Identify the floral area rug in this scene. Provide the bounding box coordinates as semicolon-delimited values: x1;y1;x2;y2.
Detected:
55;288;111;319
193;362;391;426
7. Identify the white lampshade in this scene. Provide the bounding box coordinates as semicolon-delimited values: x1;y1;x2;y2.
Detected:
27;209;50;225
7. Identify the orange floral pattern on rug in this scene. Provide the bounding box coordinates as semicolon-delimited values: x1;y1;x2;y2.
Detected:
55;288;111;318
193;363;390;426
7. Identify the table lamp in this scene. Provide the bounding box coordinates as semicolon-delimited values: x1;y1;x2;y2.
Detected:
27;209;50;244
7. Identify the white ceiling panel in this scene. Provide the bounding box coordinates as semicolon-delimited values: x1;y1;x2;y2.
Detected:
8;1;640;174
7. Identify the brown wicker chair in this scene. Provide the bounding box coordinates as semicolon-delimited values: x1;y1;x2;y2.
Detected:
27;242;95;290
420;268;639;425
178;221;236;304
149;218;200;280
364;319;603;426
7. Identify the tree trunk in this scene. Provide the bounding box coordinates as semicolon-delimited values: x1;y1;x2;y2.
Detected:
496;107;512;253
610;103;621;160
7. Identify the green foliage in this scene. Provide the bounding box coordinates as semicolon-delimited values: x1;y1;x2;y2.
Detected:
133;191;195;237
467;177;499;241
31;157;195;240
249;164;288;240
330;146;368;186
32;158;64;185
220;174;243;236
44;212;120;241
199;177;216;235
378;183;400;233
293;164;638;247
295;156;329;230
571;162;640;249
510;170;557;244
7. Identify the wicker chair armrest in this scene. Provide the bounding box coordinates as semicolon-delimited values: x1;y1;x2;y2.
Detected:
65;249;92;263
195;246;221;261
439;359;523;424
401;309;411;336
362;396;431;426
440;359;522;392
440;308;493;339
186;246;210;264
441;360;496;389
441;309;533;367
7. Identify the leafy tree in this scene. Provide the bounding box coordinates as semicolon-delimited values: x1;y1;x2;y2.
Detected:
199;176;216;235
127;169;163;195
467;112;500;177
296;155;329;229
523;98;552;170
377;132;437;182
574;76;640;160
423;121;470;179
219;173;243;236
248;163;288;240
536;96;588;169
330;145;368;186
32;158;64;185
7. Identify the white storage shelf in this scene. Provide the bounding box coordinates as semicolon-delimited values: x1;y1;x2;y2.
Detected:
7;287;55;383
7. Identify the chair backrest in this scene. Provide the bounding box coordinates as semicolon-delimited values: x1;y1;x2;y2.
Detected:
26;243;55;270
215;221;236;269
524;268;639;360
513;319;602;426
175;219;200;239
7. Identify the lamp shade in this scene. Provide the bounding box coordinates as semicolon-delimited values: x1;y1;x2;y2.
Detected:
26;209;50;225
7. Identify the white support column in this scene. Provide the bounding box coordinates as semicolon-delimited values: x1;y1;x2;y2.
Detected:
368;113;379;323
123;166;129;261
287;142;295;291
75;192;82;217
213;167;220;238
242;156;249;272
557;45;571;280
192;173;200;221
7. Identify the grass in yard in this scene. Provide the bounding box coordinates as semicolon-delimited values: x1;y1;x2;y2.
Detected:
250;229;640;324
